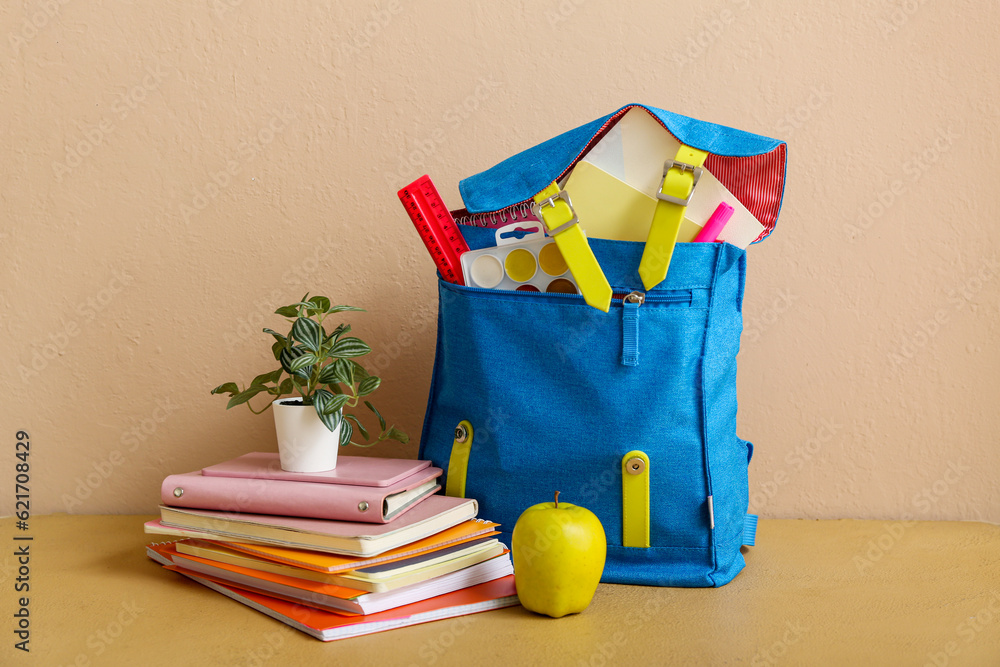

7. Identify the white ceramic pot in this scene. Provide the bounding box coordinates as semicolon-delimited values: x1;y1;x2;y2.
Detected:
272;398;341;472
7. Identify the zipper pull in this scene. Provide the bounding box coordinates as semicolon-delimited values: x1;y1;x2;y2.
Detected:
622;291;644;366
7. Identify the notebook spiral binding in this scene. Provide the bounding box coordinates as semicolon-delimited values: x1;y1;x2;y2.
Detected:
454;202;536;228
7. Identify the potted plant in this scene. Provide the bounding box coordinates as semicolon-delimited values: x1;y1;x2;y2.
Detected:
211;294;408;472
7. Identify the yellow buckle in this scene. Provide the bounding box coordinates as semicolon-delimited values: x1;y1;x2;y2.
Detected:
531;190;579;235
657;159;702;207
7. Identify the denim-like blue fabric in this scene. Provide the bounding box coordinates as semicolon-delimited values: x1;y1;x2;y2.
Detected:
459;103;784;214
418;241;753;587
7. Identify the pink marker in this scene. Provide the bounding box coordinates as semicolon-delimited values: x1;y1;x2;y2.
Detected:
693;202;734;243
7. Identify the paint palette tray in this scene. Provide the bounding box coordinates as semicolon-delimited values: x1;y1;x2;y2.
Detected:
460;223;580;294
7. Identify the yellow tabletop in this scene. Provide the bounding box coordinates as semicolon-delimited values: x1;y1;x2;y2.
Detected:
4;515;1000;666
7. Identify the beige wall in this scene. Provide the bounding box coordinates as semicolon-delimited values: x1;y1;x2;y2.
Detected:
1;1;997;521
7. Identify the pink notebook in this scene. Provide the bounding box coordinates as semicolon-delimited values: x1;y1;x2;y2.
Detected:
202;452;430;487
162;467;442;523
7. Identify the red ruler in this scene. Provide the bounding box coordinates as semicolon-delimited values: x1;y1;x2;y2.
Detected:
398;175;470;285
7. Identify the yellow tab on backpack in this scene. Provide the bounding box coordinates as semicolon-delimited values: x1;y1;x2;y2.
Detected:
445;421;473;498
621;450;650;548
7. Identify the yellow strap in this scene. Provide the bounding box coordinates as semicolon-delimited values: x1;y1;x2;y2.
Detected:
445;421;473;498
533;182;612;312
621;450;650;548
637;145;709;290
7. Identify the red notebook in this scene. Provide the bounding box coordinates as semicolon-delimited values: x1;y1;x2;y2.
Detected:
147;543;519;640
164;547;513;615
180;571;518;641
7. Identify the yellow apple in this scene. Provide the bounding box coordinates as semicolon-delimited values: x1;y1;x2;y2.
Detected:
512;491;607;618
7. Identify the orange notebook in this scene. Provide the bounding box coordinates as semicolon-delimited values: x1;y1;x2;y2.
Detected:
176;537;505;593
223;519;500;573
163;550;514;615
181;572;518;641
155;543;366;600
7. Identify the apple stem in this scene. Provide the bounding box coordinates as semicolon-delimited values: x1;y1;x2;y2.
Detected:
554;490;560;508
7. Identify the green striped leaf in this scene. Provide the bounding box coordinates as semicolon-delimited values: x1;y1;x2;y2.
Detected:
291;317;323;353
318;358;352;386
330;337;371;358
358;375;381;397
327;393;351;414
288;353;318;373
339;418;353;446
312;390;343;432
280;346;312;378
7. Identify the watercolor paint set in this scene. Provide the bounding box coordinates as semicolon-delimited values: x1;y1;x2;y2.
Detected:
459;223;579;295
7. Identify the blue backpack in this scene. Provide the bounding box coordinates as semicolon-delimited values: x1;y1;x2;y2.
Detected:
418;104;786;586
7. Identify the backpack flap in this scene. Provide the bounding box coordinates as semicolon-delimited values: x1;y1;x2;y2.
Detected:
454;103;787;245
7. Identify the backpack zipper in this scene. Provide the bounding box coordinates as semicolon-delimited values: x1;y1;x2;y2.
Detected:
622;291;644;366
444;283;692;367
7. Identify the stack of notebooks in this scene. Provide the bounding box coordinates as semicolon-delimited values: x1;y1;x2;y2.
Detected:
145;453;518;641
